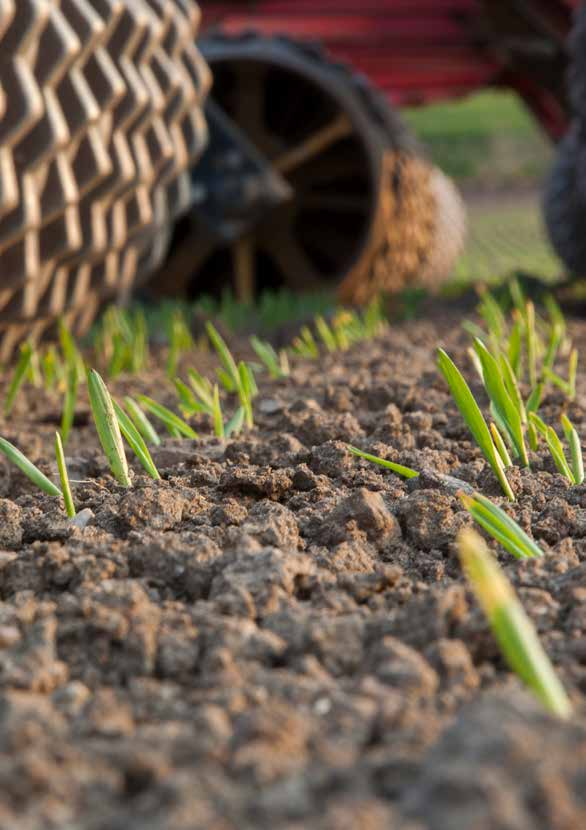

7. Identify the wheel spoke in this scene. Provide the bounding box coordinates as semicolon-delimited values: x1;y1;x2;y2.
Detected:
232;237;255;301
232;65;282;156
273;114;353;175
262;230;324;290
159;228;216;295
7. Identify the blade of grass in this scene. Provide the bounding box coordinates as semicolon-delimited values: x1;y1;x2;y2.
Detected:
478;291;506;351
528;411;548;437
526;383;543;415
114;401;161;480
41;345;63;392
124;397;161;446
175;378;209;416
0;436;61;497
346;445;419;479
225;406;245;438
137;395;198;440
60;362;79;445
499;353;526;423
460;492;543;559
206;322;240;391
315;315;337;353
561;414;584;485
545;426;575;483
212;384;225;439
187;369;215;411
59;319;84;382
250;336;289;379
4;342;33;416
542;322;564;373
55;431;76;518
87;369;131;487
238;361;254;428
508;317;522;379
458;527;572;718
568;348;578;401
437;348;514;500
525;301;538;389
474;338;528;465
490;423;512;468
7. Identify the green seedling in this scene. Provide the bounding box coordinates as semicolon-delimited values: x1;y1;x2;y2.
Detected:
458;527;572;719
544;293;566;339
60;362;79;446
238;361;255;428
490;423;512;468
499;353;526;423
478;289;506;351
206;322;255;428
4;341;34;416
542;321;564;374
508;315;522;378
437;348;514;500
530;412;576;483
175;378;208;417
544;348;578;401
474;338;528;465
346;445;419;479
362;296;388;338
137;395;198;440
212;385;225;440
187;368;215;413
42;345;64;392
250;336;290;379
114;402;160;480
528;411;548;438
130;309;149;374
87;370;131;487
206;322;240;390
315;315;337;353
124;397;161;446
546;424;575;484
96;307;149;377
525;301;538;389
462;320;487;342
166;311;194;378
59;319;84;382
525;383;543;415
561;414;584;485
460;492;543;560
292;325;319;359
225;406;245;438
0;436;61;497
55;431;76;518
509;276;526;315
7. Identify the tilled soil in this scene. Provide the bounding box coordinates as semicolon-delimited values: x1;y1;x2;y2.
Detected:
1;314;586;829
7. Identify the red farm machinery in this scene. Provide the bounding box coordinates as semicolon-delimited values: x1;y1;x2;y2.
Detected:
0;1;585;357
169;0;585;304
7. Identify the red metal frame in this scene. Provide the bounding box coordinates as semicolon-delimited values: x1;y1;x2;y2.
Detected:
201;0;583;140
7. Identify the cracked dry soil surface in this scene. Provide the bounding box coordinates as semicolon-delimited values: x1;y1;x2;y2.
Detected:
2;314;586;829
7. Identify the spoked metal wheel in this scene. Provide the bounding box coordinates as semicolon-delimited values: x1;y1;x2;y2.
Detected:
155;34;463;303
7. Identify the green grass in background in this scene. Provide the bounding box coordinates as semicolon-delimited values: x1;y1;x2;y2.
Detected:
452;197;562;287
404;91;561;284
404;91;553;187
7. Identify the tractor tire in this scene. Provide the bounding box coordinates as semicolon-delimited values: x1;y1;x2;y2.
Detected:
543;125;586;277
569;2;586;123
156;32;466;306
0;0;210;361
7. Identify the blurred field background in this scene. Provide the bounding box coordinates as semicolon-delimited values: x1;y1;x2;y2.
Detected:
405;91;561;285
